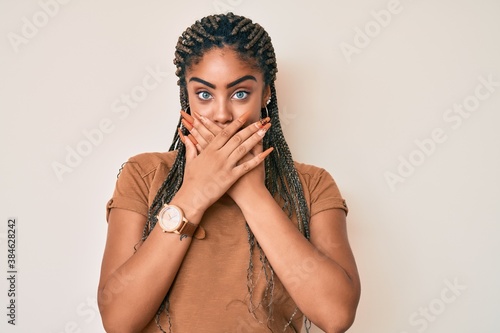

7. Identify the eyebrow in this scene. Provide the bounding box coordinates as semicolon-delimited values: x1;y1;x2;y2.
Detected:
188;75;257;89
227;75;257;88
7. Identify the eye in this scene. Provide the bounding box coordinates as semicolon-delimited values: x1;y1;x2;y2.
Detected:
197;91;212;100
232;91;249;100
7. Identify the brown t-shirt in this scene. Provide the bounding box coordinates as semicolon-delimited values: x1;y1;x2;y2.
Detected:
106;151;348;333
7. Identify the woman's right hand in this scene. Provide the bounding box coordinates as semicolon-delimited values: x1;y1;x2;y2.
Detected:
174;110;273;215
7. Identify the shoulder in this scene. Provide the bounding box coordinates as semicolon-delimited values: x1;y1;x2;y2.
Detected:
115;150;178;193
293;160;348;214
107;151;179;219
294;160;326;176
119;151;178;178
294;160;336;187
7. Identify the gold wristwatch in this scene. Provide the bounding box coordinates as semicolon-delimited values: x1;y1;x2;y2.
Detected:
157;204;198;237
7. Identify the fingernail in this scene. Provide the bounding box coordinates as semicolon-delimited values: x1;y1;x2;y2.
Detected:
181;119;193;131
188;134;198;145
177;128;186;144
257;122;271;136
237;111;251;124
259;117;271;127
259;147;274;159
180;110;194;124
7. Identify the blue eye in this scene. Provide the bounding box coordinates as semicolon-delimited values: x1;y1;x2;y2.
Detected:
197;91;212;100
233;91;248;100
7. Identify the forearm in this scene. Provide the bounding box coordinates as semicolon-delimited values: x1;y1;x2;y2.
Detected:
98;193;205;332
236;189;359;332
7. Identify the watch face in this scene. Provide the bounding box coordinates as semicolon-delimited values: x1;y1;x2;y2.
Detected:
159;206;182;232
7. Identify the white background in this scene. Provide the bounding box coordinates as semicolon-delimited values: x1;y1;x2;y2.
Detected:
1;0;499;332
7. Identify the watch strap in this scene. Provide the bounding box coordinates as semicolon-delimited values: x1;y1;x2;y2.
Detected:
178;219;198;238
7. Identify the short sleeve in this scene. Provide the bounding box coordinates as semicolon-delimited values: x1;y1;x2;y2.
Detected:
309;168;348;216
105;152;177;221
105;160;150;221
296;162;348;218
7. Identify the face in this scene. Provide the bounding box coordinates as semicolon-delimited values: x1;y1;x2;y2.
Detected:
185;47;271;127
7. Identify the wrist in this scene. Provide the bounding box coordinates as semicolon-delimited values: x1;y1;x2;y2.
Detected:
169;189;207;225
233;186;273;213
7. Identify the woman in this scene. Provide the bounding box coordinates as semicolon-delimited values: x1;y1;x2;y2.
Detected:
98;12;360;333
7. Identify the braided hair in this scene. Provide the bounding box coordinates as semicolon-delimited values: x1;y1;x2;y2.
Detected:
143;13;311;332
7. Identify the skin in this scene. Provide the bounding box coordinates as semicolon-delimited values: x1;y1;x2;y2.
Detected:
98;46;360;333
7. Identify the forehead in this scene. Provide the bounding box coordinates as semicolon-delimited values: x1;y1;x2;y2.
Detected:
186;47;264;83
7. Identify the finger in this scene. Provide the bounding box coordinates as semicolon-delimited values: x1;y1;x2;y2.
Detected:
187;134;203;153
250;139;264;156
179;122;199;147
209;110;251;150
181;112;213;149
233;147;274;176
225;122;271;163
250;117;269;155
180;117;207;146
192;111;222;138
181;128;202;153
178;128;198;162
187;133;198;146
180;110;194;124
181;110;207;146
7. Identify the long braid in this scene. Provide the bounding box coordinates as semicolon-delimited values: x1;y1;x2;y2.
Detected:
264;83;310;239
144;13;311;332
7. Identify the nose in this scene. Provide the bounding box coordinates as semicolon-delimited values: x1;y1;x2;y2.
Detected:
212;100;233;125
